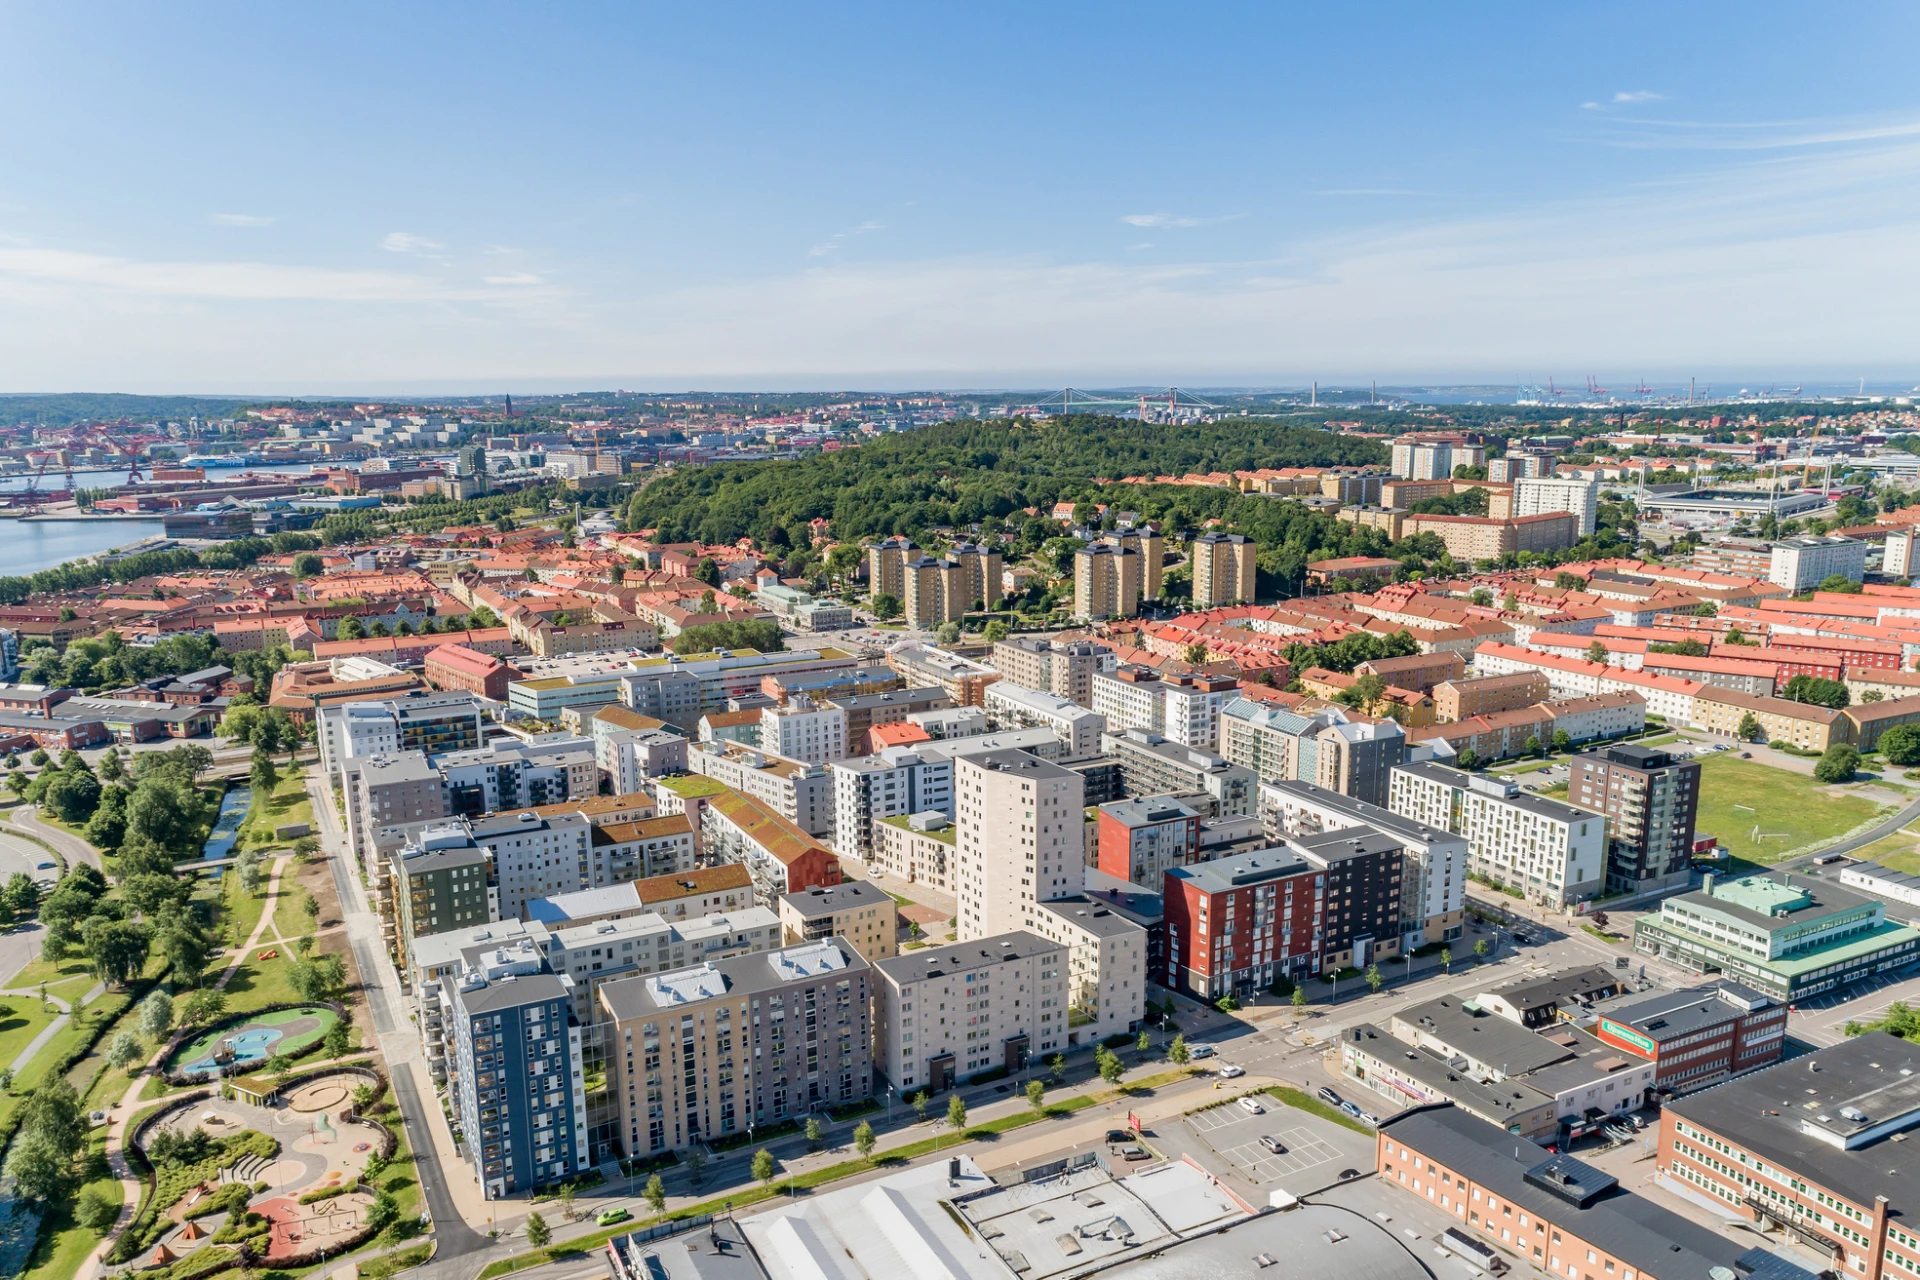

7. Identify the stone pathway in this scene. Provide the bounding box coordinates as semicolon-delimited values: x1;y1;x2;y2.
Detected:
78;854;291;1280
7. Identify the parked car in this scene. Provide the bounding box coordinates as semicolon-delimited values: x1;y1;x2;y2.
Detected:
1106;1129;1133;1144
1259;1135;1287;1153
1318;1087;1344;1107
1119;1144;1151;1161
1218;1063;1246;1079
597;1208;631;1226
1358;1111;1381;1127
1339;1101;1363;1119
1239;1096;1265;1115
1189;1044;1215;1059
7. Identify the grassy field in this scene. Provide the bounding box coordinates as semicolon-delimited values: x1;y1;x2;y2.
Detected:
236;770;314;850
1695;755;1889;866
1862;824;1920;873
221;860;272;948
5;955;98;1002
0;993;61;1069
221;949;305;1012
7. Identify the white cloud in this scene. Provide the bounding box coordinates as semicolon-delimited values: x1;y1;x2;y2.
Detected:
1614;90;1666;104
210;213;274;227
483;272;544;286
0;247;482;301
380;231;444;253
1120;212;1243;229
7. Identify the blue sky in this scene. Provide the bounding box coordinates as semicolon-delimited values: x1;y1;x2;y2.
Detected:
3;2;1919;393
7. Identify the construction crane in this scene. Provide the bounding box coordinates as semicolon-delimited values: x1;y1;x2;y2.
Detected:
14;454;57;514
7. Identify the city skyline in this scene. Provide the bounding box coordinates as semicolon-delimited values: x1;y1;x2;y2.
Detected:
3;3;1919;391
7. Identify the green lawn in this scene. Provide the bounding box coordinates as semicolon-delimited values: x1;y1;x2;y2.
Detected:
1866;826;1920;873
0;993;61;1070
220;950;304;1013
236;771;314;850
1695;755;1889;866
3;954;95;1001
222;862;271;949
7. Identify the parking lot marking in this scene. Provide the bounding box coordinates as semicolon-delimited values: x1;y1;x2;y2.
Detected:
1212;1125;1341;1184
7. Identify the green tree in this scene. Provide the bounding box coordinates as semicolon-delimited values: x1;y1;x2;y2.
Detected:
1522;734;1543;758
751;1148;775;1186
1782;675;1850;709
983;620;1011;642
324;1019;352;1058
684;1146;705;1185
1455;747;1479;770
871;592;902;621
854;1118;877;1160
911;1090;930;1121
1097;1046;1126;1085
81;918;150;987
1586;640;1608;664
1815;743;1862;784
1049;1053;1067;1084
1365;963;1384;994
1291;986;1308;1014
804;1116;824;1148
1440;946;1452;973
139;989;173;1041
1474;938;1490;959
643;1173;667;1216
104;1030;143;1072
181;988;227;1024
293;552;324;578
250;746;279;795
1881;723;1920;766
1168;1033;1190;1065
524;1211;550;1249
75;1184;119;1232
336;615;365;642
948;1092;969;1130
1738;711;1763;742
42;769;101;825
1026;1078;1047;1110
1136;1030;1151;1054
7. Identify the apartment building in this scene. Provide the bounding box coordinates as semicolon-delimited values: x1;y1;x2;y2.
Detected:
1091;665;1164;735
1389;762;1606;909
1432;671;1549;722
827;746;953;862
439;736;598;816
1104;529;1165;601
1569;743;1699;895
888;645;1000;707
1404;512;1579;562
754;584;853;633
424;644;515;701
827;685;949;744
990;636;1114;706
901;555;966;628
950;543;1003;612
872;811;957;892
595;726;688;795
984;681;1106;757
866;537;914;600
1218;698;1409;804
1095;796;1202;884
869;931;1068;1092
318;691;490;782
777;881;899;962
1190;532;1258;607
954;750;1085;940
701;788;844;902
1513;476;1600;537
1290;827;1404;971
612;648;861;730
441;938;590;1198
348;750;451;870
632;864;756;920
1100;728;1255;817
1488;448;1555;482
464;809;595;922
1163;851;1324;998
1073;542;1142;620
390;825;497;964
1260;778;1463;947
759;694;847;765
685;739;834;835
1030;896;1146;1043
600;940;873;1156
1770;535;1868;591
1160;674;1235;749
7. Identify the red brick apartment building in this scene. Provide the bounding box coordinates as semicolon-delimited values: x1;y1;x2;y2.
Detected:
1660;1032;1917;1280
1379;1105;1818;1280
1163;850;1323;999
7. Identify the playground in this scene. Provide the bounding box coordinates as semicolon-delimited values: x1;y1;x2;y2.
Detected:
170;1005;340;1075
142;1074;385;1266
1694;755;1887;865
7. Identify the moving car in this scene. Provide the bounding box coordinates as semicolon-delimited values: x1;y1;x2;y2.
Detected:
1218;1063;1245;1079
1239;1096;1265;1114
1259;1135;1287;1153
1189;1044;1215;1059
597;1208;631;1226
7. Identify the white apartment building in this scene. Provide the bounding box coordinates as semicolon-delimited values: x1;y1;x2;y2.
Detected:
1258;779;1465;947
1513;476;1601;537
1091;667;1164;735
438;736;599;814
468;809;594;922
869;931;1069;1091
1031;897;1146;1044
1769;535;1868;591
828;747;954;862
954;750;1085;941
759;695;847;765
983;681;1106;758
871;812;956;893
1391;439;1453;480
1160;675;1234;750
595;727;688;795
685;739;834;835
1388;762;1607;908
1887;528;1918;579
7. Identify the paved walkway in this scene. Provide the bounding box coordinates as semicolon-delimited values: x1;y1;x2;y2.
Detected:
79;853;291;1280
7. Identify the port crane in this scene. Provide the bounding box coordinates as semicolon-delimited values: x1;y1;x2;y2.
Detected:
1586;376;1609;396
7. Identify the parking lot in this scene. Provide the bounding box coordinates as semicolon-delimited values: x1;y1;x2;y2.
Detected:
1177;1095;1375;1194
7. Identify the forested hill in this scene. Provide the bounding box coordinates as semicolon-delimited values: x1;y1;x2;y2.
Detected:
0;392;251;426
627;414;1387;545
